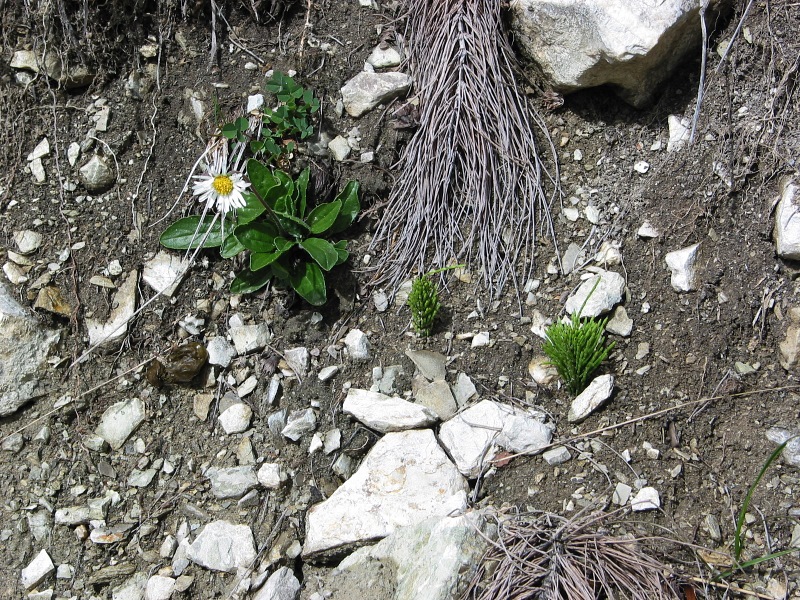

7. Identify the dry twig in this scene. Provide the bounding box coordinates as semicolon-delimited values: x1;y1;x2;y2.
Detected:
370;0;558;298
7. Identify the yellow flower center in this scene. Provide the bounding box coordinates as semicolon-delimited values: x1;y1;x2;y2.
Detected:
212;174;234;196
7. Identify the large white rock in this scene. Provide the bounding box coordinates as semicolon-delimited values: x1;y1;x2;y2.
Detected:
302;429;468;558
665;243;701;292
333;511;496;600
343;388;438;432
86;270;138;349
774;177;800;259
567;374;615;423
21;549;54;590
0;281;61;416
252;566;301;600
438;400;554;478
341;71;412;117
187;520;257;572
509;0;720;107
95;398;146;450
564;270;625;317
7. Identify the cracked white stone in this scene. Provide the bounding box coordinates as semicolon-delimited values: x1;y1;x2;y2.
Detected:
340;71;412;117
142;251;188;297
328;135;351;161
303;429;468;558
21;549;54;590
229;323;271;355
206;336;235;368
665;243;701;292
565;270;625;317
667;115;691;152
205;466;258;499
344;328;370;360
284;346;310;377
438;400;554;478
187;520;257;573
145;575;175;600
631;487;660;511
252;566;301;600
281;408;317;441
568;374;615;423
343;388;438;432
218;403;252;434
257;463;289;489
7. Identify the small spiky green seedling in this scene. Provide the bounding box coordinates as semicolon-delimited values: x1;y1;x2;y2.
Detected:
542;279;615;396
407;265;464;336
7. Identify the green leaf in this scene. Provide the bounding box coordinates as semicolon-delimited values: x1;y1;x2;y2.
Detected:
160;215;225;249
234;221;279;252
307;200;342;234
270;170;295;214
221;122;239;139
329;180;361;234
300;238;338;271
290;261;327;306
275;212;311;238
274;237;296;252
237;192;266;225
334;240;349;265
221;233;246;258
250;251;282;271
247;159;279;200
270;257;291;281
230;269;272;294
294;168;309;218
235;116;249;130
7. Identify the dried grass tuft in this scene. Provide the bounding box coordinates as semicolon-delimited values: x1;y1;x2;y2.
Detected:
462;509;680;600
370;0;558;298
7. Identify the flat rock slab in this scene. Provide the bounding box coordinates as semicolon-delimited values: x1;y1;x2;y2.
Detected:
95;398;146;450
205;466;259;499
341;71;412;117
142;251;188;297
252;566;301;600
438;400;554;478
568;374;615;423
86;270;138;349
343;388;438;432
302;429;468;559
405;349;447;381
565;270;624;317
187;520;257;573
0;281;61;417
510;0;719;107
332;511;496;600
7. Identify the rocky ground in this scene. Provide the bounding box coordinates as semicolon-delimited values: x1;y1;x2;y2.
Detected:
1;1;800;599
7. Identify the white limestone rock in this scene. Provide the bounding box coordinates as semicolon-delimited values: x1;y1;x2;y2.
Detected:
344;328;371;360
206;336;235;368
79;154;116;193
284;346;310;377
568;374;615;423
229;322;271;355
252;566;301;600
452;373;478;407
766;426;800;468
564;270;625;317
281;408;317;441
187;520;257;573
543;446;572;465
95;398;146;450
343;388;438;432
606;305;633;337
328;135;351;161
510;0;721;108
302;429;468;558
665;243;701;292
667;115;691;152
142;251;188;297
366;46;402;68
205;466;258;499
0;281;61;417
774;177;800;259
257;463;289;489
21;549;54;590
405;349;447;381
528;356;558;386
86;270;138;349
415;380;458;420
631;487;661;511
438;400;554;478
218;402;252;434
340;71;412;117
145;575;175;600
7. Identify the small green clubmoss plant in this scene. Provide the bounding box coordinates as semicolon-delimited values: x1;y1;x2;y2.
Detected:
407;265;464;336
542;280;615;396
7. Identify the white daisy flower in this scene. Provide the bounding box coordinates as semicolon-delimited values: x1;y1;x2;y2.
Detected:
192;152;250;217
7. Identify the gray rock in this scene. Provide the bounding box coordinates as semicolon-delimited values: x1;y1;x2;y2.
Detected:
284;347;310;377
187;520;257;573
343;388;438;432
21;549;54;590
438;400;554;478
606;305;633;337
218;403;252;434
27;510;50;543
415;380;458;420
206;336;235;368
665;243;701;292
318;365;340;381
779;307;800;370
281;408;317;441
766;426;800;468
452;373;478;407
324;429;342;454
112;573;148;600
471;332;491;348
252;566;301;600
344;328;371;360
95;398;146;450
205;466;258;499
667;115;691;152
568;374;614;423
145;575;175;600
565;270;625;317
268;409;288;436
542;446;571;465
612;482;632;505
27;138;50;162
2;432;24;452
333;511;496;600
328;135;351;161
79;154;116;193
86;270;138;349
637;221;660;238
372;364;404;395
142;251;188;297
774;177;800;259
230;322;271;355
510;0;719;108
562;242;586;275
128;468;157;488
405;349;447;381
0;281;61;417
366;46;403;69
303;429;468;558
340;71;412;117
14;230;43;254
257;463;289;489
528;356;558;386
11;49;94;88
67;142;81;167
